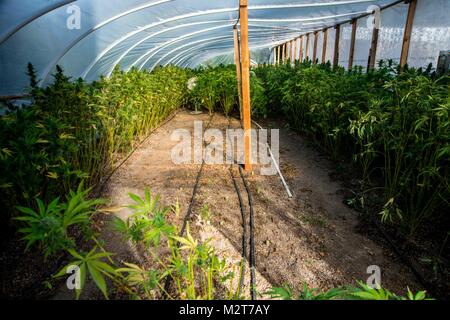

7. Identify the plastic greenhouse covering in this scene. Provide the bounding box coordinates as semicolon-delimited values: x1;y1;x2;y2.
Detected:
1;0;449;96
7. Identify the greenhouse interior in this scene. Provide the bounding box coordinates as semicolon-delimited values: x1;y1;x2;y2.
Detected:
0;0;449;303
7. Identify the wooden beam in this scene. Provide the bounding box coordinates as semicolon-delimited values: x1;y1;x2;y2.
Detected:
322;28;328;63
281;43;285;63
305;34;310;60
400;0;417;70
284;43;288;62
299;36;304;62
293;37;298;62
333;24;341;67
275;46;280;64
289;40;294;63
348;19;357;69
233;26;243;120
278;45;281;63
312;31;319;63
239;0;252;172
0;94;31;100
368;25;379;69
273;47;276;65
287;42;290;62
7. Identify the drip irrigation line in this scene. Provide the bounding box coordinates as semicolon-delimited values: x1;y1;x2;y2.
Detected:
226;117;247;298
238;165;256;300
178;113;215;236
229;166;247;297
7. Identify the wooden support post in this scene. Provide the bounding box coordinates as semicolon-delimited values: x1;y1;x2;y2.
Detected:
281;43;285;63
313;31;319;63
273;47;277;65
322;28;328;63
284;43;288;62
239;0;252;172
279;44;282;63
368;25;379;69
348;19;357;69
233;26;243;120
287;42;290;61
305;34;310;60
289;40;294;63
299;36;304;62
277;46;281;65
293;37;298;62
400;0;417;70
333;24;341;68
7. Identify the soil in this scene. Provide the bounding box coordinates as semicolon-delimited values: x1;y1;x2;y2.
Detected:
51;110;422;299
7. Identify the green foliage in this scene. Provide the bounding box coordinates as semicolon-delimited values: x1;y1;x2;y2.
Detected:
1;64;189;230
256;60;450;236
189;65;268;118
15;182;104;258
114;191;238;299
190;65;238;116
267;282;430;300
250;71;269;118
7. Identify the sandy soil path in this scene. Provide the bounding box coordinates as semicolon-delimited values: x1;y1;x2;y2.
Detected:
54;110;420;299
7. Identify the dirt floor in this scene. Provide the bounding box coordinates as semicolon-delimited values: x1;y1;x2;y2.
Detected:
53;110;421;299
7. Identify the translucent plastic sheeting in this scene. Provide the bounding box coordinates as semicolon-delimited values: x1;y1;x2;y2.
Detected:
408;0;450;69
325;27;336;63
353;16;372;67
339;22;352;67
0;0;432;96
316;30;324;62
375;2;408;65
307;34;314;59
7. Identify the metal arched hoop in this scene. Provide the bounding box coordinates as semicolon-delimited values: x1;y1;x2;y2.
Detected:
169;32;303;67
104;19;232;77
136;26;304;72
177;40;288;68
80;0;367;79
38;1;373;85
80;7;239;79
0;0;77;45
182;37;299;68
1;0;376;46
121;20;302;70
112;23;235;76
146;35;234;71
167;39;235;67
248;11;367;23
40;0;173;86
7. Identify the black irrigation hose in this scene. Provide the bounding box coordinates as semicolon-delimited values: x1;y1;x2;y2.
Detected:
226;117;247;298
229;166;247;298
238;165;256;300
178;113;215;237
